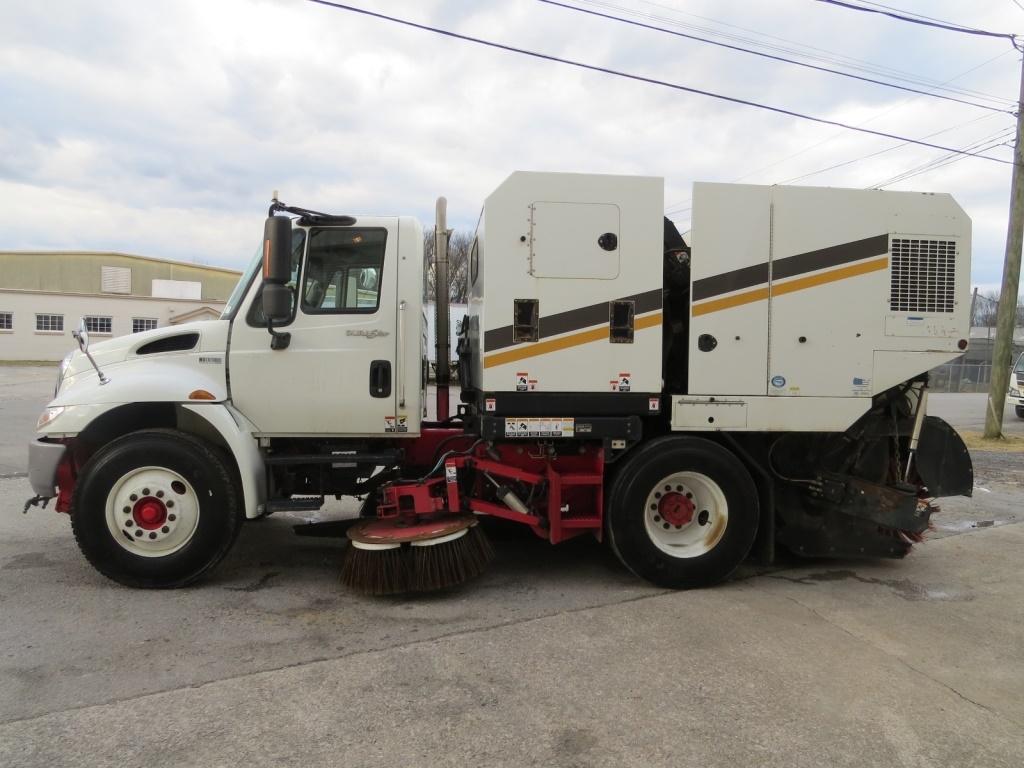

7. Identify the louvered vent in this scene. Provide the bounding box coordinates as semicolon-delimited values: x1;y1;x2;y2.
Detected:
101;265;132;294
889;238;956;313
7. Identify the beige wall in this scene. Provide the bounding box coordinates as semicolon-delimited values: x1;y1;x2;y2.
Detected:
0;251;241;301
0;289;227;361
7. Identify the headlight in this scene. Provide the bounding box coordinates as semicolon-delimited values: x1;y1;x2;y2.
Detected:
1011;387;1021;397
56;352;72;395
37;406;66;430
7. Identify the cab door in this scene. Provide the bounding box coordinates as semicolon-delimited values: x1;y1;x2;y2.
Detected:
228;221;399;435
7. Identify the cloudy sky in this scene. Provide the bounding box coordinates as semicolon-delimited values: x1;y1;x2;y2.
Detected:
2;0;1022;292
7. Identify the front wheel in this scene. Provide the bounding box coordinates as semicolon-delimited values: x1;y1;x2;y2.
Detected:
71;430;241;588
1016;405;1024;419
606;436;759;589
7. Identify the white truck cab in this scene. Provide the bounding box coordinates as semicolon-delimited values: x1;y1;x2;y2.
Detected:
1009;351;1024;419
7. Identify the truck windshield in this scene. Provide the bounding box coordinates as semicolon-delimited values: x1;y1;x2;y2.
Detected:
1015;354;1024;373
221;246;262;319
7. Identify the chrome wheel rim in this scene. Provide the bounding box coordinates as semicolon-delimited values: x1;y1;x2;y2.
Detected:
643;471;728;558
104;466;200;557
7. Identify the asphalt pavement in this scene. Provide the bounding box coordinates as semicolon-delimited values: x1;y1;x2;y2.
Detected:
1;365;1023;766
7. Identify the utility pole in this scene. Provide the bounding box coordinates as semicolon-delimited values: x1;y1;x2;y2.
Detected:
984;49;1024;439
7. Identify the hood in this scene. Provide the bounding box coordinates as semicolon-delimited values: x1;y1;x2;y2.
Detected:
63;320;229;379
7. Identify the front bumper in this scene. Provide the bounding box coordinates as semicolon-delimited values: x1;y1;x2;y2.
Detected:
27;439;67;498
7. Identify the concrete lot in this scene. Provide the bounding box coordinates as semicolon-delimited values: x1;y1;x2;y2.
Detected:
1;365;1023;766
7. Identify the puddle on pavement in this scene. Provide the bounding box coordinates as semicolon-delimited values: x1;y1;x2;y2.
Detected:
778;569;975;602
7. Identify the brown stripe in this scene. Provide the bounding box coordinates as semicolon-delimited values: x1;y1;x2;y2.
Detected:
484;288;662;351
484;312;663;368
691;257;889;317
692;262;770;302
692;233;889;302
772;234;889;281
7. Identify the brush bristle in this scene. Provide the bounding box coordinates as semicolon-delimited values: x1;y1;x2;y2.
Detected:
412;525;495;592
340;545;411;595
340;524;494;595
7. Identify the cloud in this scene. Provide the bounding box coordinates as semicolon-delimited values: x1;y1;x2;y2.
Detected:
0;0;1020;299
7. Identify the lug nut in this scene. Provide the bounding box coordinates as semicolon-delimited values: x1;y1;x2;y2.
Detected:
134;530;143;537
156;490;164;498
129;494;138;501
161;526;170;533
654;515;661;522
168;514;176;522
142;488;150;495
123;506;130;514
662;522;670;530
148;532;157;539
166;501;174;508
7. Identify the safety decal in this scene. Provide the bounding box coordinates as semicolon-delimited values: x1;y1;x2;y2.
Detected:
384;415;409;433
516;372;529;392
485;398;497;412
503;417;575;438
770;375;786;388
610;373;631;392
445;463;458;483
852;376;871;395
648;397;660;412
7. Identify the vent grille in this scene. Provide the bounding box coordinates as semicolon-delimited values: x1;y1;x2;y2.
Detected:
889;238;956;313
101;265;132;294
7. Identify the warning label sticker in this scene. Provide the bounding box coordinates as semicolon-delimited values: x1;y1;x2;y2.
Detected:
516;372;529;392
504;417;575;438
485;398;497;412
610;372;631;392
384;415;409;433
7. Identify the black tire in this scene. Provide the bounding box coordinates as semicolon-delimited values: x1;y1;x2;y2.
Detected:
1016;406;1024;419
606;436;758;589
71;429;242;588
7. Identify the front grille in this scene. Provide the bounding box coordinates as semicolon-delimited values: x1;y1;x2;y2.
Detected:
889;238;956;313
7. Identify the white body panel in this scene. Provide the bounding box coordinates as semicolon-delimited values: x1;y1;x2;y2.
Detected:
680;183;971;431
470;172;663;394
227;217;424;436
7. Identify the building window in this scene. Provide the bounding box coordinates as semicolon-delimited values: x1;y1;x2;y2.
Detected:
0;312;11;331
84;316;113;335
132;318;158;333
36;314;64;332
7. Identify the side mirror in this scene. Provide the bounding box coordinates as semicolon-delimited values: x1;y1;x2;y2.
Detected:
262;283;292;322
263;215;292;284
72;318;90;352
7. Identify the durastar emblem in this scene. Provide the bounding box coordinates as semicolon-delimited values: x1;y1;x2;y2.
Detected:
346;329;390;339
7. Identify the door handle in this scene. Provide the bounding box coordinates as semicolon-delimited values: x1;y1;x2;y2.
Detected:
369;360;391;398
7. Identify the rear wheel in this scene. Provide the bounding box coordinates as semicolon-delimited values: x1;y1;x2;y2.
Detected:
606;436;758;589
71;430;241;588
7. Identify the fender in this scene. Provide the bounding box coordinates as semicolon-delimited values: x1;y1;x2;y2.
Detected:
181;403;266;519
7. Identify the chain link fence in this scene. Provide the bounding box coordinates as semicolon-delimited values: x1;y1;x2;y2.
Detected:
930;363;997;393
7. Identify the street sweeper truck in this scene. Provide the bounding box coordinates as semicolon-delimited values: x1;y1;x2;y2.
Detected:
26;172;975;594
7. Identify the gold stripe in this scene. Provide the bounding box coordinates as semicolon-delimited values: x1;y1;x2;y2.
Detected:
483;312;663;369
691;256;889;317
691;287;770;317
772;256;888;296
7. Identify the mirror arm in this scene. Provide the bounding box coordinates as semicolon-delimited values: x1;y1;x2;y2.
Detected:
71;329;110;385
267;318;291;351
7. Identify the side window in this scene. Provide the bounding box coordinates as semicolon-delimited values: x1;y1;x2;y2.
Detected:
302;228;386;314
470;238;479;286
247;229;307;326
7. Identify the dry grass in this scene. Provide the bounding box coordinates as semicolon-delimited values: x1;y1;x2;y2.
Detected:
958;431;1024;453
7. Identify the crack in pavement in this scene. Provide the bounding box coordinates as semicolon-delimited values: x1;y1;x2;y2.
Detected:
774;591;1024;732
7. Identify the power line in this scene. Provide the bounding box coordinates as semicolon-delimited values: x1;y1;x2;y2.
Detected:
591;0;1014;105
664;115;1008;215
304;0;1014;166
779;114;1009;184
538;0;1012;113
870;129;1015;187
663;51;1014;213
815;0;1019;43
1014;0;1024;14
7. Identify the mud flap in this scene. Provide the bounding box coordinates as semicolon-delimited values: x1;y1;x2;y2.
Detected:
915;416;973;498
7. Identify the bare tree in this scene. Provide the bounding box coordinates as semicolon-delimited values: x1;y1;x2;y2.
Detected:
972;290;1024;327
423;227;472;303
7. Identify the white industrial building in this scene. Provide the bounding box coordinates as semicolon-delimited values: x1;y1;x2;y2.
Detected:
0;251;241;362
